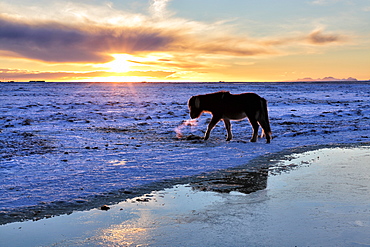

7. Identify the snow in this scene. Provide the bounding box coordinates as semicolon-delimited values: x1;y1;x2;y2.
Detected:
0;82;369;219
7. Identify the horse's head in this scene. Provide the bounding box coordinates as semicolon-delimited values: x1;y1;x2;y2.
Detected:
188;96;202;119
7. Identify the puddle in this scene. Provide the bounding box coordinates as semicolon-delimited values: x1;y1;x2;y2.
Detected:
0;145;369;246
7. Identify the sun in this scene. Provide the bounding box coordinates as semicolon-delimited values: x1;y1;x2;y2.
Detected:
87;53;182;82
104;54;134;73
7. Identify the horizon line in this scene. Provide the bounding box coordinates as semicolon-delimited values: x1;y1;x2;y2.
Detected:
1;80;369;84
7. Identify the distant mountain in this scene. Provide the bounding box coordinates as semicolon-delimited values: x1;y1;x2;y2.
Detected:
296;77;358;82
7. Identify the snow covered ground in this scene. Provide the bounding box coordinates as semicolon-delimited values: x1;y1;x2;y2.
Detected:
0;82;369;223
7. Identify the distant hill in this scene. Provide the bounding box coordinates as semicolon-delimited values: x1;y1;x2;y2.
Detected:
296;76;358;82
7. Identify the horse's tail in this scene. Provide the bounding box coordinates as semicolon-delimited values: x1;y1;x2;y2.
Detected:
258;97;272;143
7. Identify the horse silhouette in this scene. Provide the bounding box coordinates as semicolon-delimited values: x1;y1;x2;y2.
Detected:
188;91;272;143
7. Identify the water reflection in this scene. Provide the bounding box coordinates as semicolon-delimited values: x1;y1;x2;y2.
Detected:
190;169;268;194
99;225;147;246
91;146;370;247
1;145;369;246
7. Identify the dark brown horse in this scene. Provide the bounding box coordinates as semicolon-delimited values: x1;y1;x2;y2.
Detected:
188;91;272;143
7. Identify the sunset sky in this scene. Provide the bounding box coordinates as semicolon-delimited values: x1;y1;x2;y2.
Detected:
1;0;369;82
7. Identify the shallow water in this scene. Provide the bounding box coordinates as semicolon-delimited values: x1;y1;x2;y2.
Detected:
1;82;369;220
0;146;369;246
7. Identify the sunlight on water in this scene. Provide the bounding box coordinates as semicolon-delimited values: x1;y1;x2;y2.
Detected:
99;226;148;246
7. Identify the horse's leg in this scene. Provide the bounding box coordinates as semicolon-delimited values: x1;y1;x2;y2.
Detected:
258;120;271;143
223;118;232;141
204;116;220;140
249;118;259;142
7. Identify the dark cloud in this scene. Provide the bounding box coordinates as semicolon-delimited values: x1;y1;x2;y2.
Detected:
0;16;174;63
307;29;343;44
1;15;344;67
0;15;279;64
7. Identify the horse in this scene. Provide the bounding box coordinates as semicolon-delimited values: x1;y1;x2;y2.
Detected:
188;91;272;143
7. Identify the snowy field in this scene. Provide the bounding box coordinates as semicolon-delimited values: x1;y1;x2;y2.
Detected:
0;81;369;223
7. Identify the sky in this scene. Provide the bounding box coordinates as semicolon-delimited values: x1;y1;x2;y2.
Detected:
0;0;369;82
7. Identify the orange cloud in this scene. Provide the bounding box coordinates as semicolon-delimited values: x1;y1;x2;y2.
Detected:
128;58;209;69
175;39;275;57
0;68;175;81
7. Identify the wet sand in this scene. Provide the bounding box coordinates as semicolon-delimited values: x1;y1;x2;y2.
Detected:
1;145;369;246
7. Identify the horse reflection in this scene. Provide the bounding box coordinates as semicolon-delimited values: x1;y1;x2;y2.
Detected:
190;168;268;194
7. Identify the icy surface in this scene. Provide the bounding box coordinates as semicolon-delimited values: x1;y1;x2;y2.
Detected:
0;82;369;214
1;146;369;246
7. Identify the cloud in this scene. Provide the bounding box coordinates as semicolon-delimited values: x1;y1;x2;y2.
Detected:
130;59;185;68
0;0;286;65
307;29;344;44
0;15;175;63
128;57;209;69
310;0;341;5
0;68;175;81
124;70;174;78
0;13;279;64
0;68;101;80
150;0;172;19
199;44;272;56
0;1;348;69
262;28;346;47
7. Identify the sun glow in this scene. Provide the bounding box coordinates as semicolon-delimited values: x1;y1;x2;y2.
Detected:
86;53;181;82
104;54;134;73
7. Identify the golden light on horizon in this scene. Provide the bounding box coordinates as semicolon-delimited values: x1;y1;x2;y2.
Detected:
102;54;134;73
85;53;185;82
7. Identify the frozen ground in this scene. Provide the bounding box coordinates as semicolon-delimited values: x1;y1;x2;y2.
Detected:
0;82;369;224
